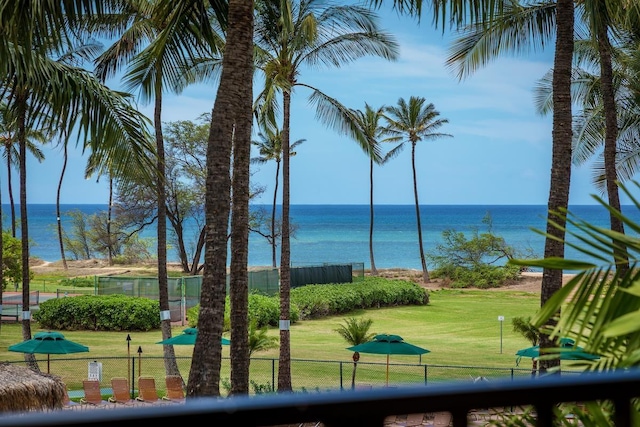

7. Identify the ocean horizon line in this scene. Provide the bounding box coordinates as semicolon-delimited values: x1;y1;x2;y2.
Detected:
6;202;615;207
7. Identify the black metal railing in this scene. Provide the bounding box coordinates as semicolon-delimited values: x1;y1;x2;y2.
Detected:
2;369;639;427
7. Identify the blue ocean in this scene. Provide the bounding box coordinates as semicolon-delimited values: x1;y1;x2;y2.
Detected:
5;204;640;270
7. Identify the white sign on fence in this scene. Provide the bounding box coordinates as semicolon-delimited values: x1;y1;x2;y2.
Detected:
88;361;103;381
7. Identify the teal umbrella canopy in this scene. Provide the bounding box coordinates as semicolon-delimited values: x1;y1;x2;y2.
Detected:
156;327;231;345
9;331;89;355
8;331;89;373
516;338;600;361
347;334;430;356
347;334;429;386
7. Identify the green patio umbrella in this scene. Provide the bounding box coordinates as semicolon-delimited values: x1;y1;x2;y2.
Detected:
8;331;89;373
156;327;231;345
347;334;430;386
516;338;599;365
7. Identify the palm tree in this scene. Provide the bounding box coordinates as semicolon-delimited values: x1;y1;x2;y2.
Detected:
92;0;208;380
335;317;375;390
248;320;279;357
56;131;69;270
442;0;575;373
1;0;156;373
383;97;452;284
311;99;402;275
254;0;399;392
148;0;253;398
484;1;640;278
0;104;47;238
512;316;540;376
251;122;305;268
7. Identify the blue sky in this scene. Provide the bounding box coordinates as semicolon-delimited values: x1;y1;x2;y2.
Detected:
14;4;617;205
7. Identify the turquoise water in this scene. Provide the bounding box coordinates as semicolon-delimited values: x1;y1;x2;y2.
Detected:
5;204;639;270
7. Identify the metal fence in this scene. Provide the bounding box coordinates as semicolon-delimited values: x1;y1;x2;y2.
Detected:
7;355;542;400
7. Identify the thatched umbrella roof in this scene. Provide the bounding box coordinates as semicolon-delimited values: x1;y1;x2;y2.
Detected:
0;362;66;413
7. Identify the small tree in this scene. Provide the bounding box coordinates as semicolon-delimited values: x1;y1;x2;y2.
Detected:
512;316;540;377
248;320;279;357
428;213;534;288
2;231;22;290
335;317;376;390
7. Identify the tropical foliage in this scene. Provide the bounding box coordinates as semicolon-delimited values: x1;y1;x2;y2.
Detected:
335;317;376;389
1;231;22;290
510;181;640;425
428;214;530;288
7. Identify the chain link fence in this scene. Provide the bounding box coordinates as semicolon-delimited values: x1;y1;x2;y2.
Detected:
8;355;538;400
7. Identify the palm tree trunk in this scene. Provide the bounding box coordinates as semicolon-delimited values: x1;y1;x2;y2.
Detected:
229;45;254;391
107;176;113;266
271;161;280;268
411;143;429;283
369;156;377;275
539;0;574;374
351;361;359;389
188;0;253;398
56;138;68;270
597;23;629;274
17;92;36;370
154;80;180;378
278;89;293;392
7;151;16;238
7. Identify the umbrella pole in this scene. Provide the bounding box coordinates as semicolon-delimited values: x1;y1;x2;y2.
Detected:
386;354;389;386
47;355;50;374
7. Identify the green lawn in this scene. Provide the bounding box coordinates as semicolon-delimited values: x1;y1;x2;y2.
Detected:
1;288;543;367
3;286;590;394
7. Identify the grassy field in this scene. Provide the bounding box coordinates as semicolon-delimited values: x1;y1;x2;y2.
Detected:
1;288;543;367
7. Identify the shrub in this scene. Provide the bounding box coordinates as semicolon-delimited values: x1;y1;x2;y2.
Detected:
187;293;300;329
432;264;520;289
428;213;534;288
291;278;428;319
58;277;94;288
34;295;160;331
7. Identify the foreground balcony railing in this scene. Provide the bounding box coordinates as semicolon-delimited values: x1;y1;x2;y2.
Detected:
2;369;639;427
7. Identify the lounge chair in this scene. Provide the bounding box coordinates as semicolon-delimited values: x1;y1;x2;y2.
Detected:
80;379;111;407
164;375;185;402
108;377;139;406
136;377;174;405
63;384;80;409
433;411;452;427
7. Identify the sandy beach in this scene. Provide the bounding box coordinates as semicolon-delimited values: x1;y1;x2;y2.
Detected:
28;258;567;294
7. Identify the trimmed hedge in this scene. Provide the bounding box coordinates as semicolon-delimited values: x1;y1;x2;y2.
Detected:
187;294;301;330
188;277;428;326
291;277;429;319
34;295;160;331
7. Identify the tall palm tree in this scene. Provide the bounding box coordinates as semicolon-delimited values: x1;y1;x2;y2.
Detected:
251;123;305;268
148;0;253;397
92;0;205;379
480;1;640;278
311;98;402;275
335;317;375;390
52;36;104;271
254;0;399;391
442;0;575;373
383;97;452;284
0;105;47;238
55;131;69;270
1;0;156;373
566;35;640;187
